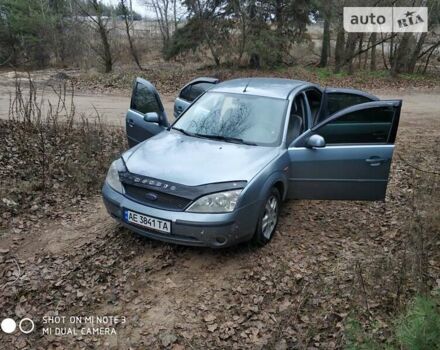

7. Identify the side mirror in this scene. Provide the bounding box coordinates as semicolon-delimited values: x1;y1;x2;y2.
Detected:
144;112;159;123
306;134;326;148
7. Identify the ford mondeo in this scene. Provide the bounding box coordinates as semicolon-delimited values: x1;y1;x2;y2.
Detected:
102;78;401;247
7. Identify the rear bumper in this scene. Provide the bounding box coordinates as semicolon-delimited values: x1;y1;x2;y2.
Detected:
102;183;260;248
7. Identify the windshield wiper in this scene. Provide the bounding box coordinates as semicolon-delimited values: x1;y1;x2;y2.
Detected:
195;133;257;146
171;127;197;137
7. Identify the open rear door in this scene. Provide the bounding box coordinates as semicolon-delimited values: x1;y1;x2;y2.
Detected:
174;77;219;118
288;100;402;201
126;78;169;147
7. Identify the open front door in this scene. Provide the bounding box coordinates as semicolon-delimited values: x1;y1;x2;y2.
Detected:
126;78;169;147
288;100;402;201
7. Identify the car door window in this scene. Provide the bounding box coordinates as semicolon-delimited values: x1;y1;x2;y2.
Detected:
305;89;322;123
316;106;395;144
187;82;213;101
327;93;373;115
179;85;192;101
286;94;306;145
131;82;161;115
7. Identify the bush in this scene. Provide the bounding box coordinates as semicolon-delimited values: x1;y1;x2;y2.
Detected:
345;294;440;350
345;318;383;350
396;295;440;350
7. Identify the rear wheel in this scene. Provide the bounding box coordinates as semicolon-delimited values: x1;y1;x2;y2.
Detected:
252;187;281;246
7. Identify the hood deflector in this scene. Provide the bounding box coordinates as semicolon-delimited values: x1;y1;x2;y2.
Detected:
119;171;246;200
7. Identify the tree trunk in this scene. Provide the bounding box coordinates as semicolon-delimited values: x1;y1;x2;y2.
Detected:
370;32;377;71
121;0;143;70
334;26;345;73
407;33;427;73
389;34;395;67
344;33;357;74
249;53;260;69
391;33;413;76
247;1;259;69
357;33;363;69
173;0;177;31
98;21;113;73
274;0;284;65
319;17;330;67
205;33;220;66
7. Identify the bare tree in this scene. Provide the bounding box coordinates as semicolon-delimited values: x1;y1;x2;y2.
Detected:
76;0;114;72
119;0;143;70
145;0;179;52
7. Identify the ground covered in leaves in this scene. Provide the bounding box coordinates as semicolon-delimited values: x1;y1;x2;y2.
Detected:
0;93;126;231
0;81;439;349
72;63;440;97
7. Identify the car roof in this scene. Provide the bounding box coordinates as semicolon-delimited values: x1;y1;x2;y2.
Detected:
184;77;219;86
210;78;311;99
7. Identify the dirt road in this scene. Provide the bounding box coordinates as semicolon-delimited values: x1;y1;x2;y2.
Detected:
0;70;177;125
1;70;438;127
0;74;439;349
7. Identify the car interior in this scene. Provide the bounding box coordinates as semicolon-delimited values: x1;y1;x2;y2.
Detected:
286;94;306;145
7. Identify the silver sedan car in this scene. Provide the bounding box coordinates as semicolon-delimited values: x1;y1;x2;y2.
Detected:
102;78;401;247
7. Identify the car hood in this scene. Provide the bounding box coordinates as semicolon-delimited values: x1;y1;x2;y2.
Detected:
123;131;281;186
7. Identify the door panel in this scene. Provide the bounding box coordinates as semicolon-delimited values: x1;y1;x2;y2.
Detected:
126;78;168;147
288;100;402;201
288;145;393;200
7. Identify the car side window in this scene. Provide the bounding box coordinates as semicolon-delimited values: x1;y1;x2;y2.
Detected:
316;106;395;144
131;82;161;115
187;82;213;101
305;89;322;123
327;93;373;115
286;94;306;145
179;85;192;101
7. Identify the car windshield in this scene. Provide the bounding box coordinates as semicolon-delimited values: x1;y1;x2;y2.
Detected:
172;92;287;146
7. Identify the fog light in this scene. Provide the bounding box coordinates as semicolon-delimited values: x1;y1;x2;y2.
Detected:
215;236;227;245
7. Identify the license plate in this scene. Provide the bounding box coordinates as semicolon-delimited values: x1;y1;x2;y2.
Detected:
124;210;171;234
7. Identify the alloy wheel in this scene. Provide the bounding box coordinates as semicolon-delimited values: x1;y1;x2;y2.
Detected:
262;195;278;239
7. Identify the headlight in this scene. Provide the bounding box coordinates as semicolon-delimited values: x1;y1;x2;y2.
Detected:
186;190;242;213
105;158;126;193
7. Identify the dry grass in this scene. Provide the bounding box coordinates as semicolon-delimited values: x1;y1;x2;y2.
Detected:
0;76;126;230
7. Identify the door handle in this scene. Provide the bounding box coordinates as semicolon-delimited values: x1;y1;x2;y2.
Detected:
365;157;386;166
176;106;183;111
127;119;135;127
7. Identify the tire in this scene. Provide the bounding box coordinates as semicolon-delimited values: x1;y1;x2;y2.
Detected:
252;187;281;246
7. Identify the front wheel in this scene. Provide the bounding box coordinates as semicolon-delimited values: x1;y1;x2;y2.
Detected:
252;187;281;246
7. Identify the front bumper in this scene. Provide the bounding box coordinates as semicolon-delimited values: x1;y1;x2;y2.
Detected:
102;183;260;248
